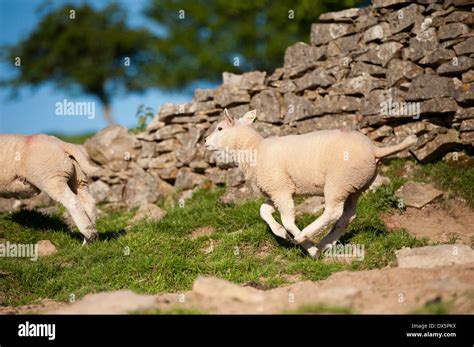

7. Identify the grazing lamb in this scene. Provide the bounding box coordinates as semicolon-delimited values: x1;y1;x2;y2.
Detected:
0;134;99;243
205;109;417;257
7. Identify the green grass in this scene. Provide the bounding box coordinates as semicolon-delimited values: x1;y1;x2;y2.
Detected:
50;132;95;144
283;304;353;314
412;300;452;314
0;188;422;307
382;157;474;207
0;159;470;308
415;160;474;207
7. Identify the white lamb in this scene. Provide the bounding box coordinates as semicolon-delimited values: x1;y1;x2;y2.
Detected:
0;134;99;242
205;109;417;257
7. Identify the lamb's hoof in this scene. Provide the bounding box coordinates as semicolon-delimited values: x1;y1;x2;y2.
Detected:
286;234;298;245
307;246;319;258
293;234;308;245
274;226;290;240
83;232;99;244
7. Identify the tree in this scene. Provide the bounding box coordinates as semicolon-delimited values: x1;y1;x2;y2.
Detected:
1;3;153;123
145;0;362;89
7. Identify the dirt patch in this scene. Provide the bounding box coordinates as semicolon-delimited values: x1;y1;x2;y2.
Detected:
0;299;65;314
282;273;303;283
256;242;274;258
189;226;215;240
200;238;219;254
239;241;274;258
382;199;474;245
244;277;277;290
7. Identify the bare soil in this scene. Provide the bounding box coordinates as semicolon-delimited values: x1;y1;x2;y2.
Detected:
382;199;474;246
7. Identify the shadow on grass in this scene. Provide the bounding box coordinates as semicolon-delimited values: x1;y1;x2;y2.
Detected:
274;235;298;249
10;209;69;232
340;225;388;244
99;228;127;241
267;227;322;258
8;209;127;242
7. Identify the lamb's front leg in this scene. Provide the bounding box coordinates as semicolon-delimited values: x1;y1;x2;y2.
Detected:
260;200;290;240
40;179;99;243
264;195;319;258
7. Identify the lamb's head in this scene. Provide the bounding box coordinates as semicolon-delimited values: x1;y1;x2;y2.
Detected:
205;109;257;151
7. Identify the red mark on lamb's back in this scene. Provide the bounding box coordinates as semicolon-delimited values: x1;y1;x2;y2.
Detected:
25;134;38;147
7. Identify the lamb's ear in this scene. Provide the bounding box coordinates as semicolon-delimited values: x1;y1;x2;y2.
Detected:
239;110;257;125
224;108;236;127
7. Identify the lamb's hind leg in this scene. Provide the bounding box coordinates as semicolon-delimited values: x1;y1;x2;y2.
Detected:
0;179;39;199
318;193;358;252
294;184;346;245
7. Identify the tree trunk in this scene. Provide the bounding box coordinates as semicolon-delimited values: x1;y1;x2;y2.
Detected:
103;104;115;124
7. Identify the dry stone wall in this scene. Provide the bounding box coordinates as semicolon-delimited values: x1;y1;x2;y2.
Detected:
85;0;474;208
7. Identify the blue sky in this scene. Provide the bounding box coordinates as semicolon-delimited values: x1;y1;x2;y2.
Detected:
0;0;210;135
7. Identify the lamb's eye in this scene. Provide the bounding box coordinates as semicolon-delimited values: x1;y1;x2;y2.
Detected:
217;127;223;131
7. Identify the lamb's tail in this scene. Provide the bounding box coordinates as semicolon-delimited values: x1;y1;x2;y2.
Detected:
63;143;99;176
373;135;418;159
